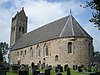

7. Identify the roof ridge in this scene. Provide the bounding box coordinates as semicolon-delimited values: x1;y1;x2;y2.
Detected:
70;15;74;36
59;15;70;37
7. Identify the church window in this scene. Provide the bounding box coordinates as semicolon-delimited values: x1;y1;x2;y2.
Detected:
17;52;19;56
30;47;33;57
19;26;21;31
68;42;72;54
55;55;58;62
44;44;49;57
37;45;40;57
25;50;26;55
22;27;24;33
21;51;23;55
88;43;91;54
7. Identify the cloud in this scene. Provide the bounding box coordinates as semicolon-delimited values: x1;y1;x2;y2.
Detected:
0;0;94;49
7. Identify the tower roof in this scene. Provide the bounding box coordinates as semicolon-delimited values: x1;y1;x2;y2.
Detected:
11;15;92;50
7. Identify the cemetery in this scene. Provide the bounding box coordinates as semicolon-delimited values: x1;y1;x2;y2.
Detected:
0;63;99;75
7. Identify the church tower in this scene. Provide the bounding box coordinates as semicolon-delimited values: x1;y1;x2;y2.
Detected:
10;7;28;47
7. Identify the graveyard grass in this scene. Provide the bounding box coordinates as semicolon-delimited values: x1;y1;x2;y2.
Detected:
7;68;87;75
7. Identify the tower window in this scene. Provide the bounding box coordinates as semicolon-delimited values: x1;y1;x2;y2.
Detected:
22;27;24;33
68;42;73;54
88;43;91;54
21;51;23;55
17;52;19;56
19;26;21;31
55;55;58;62
25;50;26;55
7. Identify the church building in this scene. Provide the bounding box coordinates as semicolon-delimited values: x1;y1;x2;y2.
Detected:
9;8;94;67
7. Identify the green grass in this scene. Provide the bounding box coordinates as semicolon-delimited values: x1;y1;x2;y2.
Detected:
7;68;87;75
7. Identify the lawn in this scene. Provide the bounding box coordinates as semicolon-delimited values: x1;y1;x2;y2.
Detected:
7;68;87;75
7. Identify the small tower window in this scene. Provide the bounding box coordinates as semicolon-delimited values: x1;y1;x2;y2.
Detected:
88;43;91;54
19;26;21;31
68;42;72;54
17;52;19;56
22;27;24;33
55;55;58;62
21;51;23;55
25;50;26;55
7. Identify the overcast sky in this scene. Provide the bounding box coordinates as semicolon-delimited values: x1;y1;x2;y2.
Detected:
0;0;100;51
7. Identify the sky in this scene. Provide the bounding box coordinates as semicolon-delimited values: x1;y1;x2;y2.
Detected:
0;0;100;51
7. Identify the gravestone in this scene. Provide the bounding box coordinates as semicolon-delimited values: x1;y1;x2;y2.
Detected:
55;67;59;73
45;64;48;70
38;73;46;75
0;65;6;75
67;67;70;75
33;71;40;75
45;69;50;75
48;65;52;70
56;72;62;75
57;65;63;72
73;65;75;70
78;66;82;72
64;64;68;71
41;63;45;69
75;65;77;70
12;64;20;72
19;64;28;75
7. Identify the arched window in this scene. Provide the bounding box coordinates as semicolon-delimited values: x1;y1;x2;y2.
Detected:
88;43;91;54
17;52;19;56
30;47;33;57
21;51;23;55
22;27;24;33
45;45;48;56
37;45;40;57
19;26;21;31
44;44;49;56
25;50;26;55
55;55;58;62
68;42;72;54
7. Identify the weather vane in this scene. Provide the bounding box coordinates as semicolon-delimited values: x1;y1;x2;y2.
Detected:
70;9;72;15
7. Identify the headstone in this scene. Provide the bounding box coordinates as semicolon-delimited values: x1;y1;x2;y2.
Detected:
73;65;75;70
41;63;45;69
75;65;77;70
45;64;48;70
55;67;59;73
45;69;50;75
38;73;46;75
33;71;40;75
78;66;82;72
0;65;6;75
56;72;62;75
67;68;70;75
48;65;52;70
96;72;100;75
12;64;20;72
19;64;28;75
64;64;68;71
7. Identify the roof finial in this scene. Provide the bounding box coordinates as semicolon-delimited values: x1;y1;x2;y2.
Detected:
70;9;72;15
22;7;24;10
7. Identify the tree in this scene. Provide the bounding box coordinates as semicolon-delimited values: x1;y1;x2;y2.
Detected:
93;51;100;64
0;42;9;62
83;0;100;30
0;48;3;62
